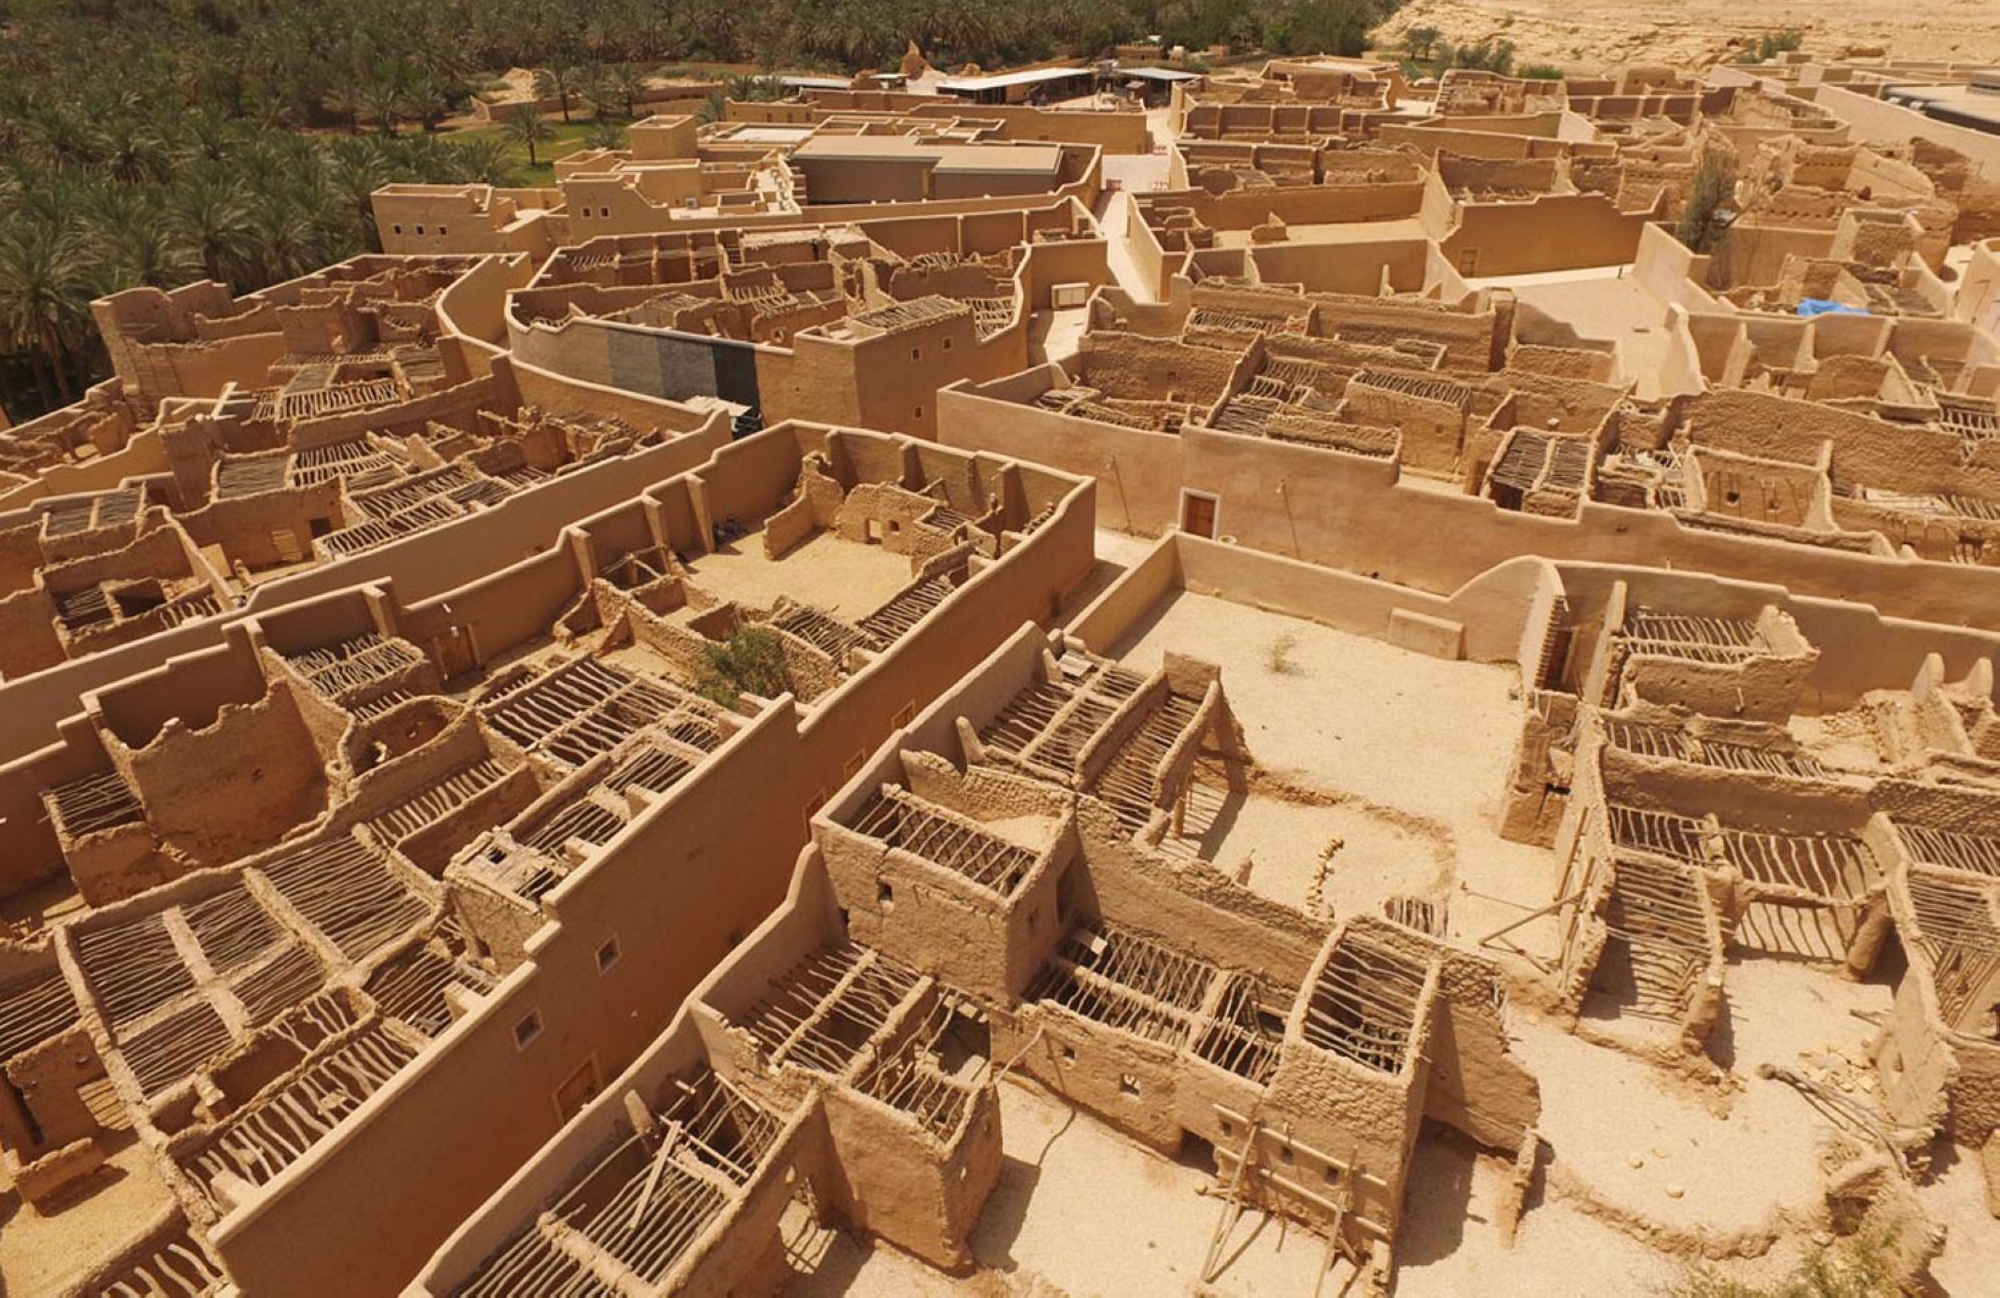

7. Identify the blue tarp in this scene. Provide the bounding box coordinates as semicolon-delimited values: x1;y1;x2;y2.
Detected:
1796;298;1869;317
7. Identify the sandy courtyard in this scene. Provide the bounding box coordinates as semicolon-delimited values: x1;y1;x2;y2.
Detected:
1105;587;1566;959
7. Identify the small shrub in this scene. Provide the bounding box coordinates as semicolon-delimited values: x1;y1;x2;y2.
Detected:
1667;1227;1898;1298
1734;28;1806;64
1519;62;1565;80
1676;147;1737;255
696;626;792;706
1451;39;1516;76
1266;632;1303;676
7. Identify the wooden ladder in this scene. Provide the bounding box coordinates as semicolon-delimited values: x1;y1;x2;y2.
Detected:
1201;1121;1262;1284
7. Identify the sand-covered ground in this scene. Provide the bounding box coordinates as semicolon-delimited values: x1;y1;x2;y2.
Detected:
1370;0;1996;71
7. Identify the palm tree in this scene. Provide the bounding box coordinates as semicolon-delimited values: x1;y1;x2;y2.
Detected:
327;136;399;245
446;134;514;185
534;61;580;123
94;117;173;186
169;106;244;167
401;76;457;132
609;63;650;119
360;73;405;136
168;172;259;287
73;183;198;292
585;116;627;151
502;103;556;169
107;204;203;291
0;217;97;408
580;62;614;119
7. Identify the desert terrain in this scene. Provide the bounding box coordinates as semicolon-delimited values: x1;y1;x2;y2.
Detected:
1372;0;1996;70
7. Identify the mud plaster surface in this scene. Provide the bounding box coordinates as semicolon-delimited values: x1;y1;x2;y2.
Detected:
1507;272;1673;401
682;528;917;621
1105;588;1564;960
0;1129;174;1295
784;1078;1330;1296
785;1075;1708;1296
1166;780;1452;923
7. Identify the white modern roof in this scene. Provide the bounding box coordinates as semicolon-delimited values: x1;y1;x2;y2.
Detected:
938;66;1097;93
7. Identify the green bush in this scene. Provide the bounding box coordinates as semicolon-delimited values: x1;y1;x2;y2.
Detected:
1675;147;1737;255
1519;62;1564;80
1734;29;1806;64
1451;39;1516;75
696;626;792;707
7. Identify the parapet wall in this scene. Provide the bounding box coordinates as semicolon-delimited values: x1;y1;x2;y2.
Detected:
198;428;1092;1294
937;374;2000;635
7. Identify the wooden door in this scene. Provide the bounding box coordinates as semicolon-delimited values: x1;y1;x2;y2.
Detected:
553;1057;601;1122
431;627;476;682
1181;493;1218;539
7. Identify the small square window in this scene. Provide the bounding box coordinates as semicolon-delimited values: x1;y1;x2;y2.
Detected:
1059;1044;1077;1063
415;224;425;235
514;1010;543;1049
911;346;922;362
596;937;621;973
914;406;924;420
438;225;448;236
1118;1073;1140;1096
878;879;894;910
392;224;403;235
943;337;953;351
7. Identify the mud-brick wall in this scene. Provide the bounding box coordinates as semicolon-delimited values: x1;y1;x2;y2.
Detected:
1000;1005;1190;1151
1339;384;1465;477
1078;331;1241;405
848;312;997;440
1873;968;1964;1139
1687;389;1992;498
123;679;328;869
1262;1037;1427;1238
1376;926;1539;1151
1438;193;1653;277
792;464;1094;796
818;818;1047;1003
181;482;344;573
817;1081;1001;1269
211;705;814;1297
396;547;584;678
1249;239;1433;295
0;587;65;680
